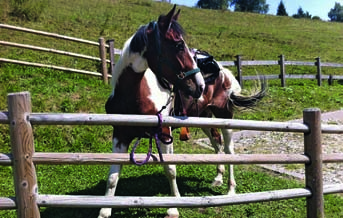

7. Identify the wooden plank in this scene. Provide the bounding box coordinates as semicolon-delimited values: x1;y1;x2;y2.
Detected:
243;75;279;80
0;184;343;209
2;152;342;166
241;60;279;66
323;184;343;194
0;24;100;47
98;37;108;84
0;58;109;78
323;154;343;163
0;197;16;209
320;62;343;67
0;41;107;62
28;113;309;132
0;153;12;166
285;61;315;66
321;124;343;134
217;61;235;66
8;92;40;218
31;153;309;165
279;55;286;87
0;111;9;124
37;188;311;208
303;108;324;218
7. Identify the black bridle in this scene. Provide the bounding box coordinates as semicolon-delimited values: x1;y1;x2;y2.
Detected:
148;21;200;83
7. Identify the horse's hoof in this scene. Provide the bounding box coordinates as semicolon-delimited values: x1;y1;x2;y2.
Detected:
98;208;111;218
211;180;223;187
166;208;179;218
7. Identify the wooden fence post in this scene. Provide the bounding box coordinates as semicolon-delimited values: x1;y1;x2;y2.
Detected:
303;108;323;218
328;74;333;85
8;91;40;218
315;57;322;86
278;54;286;87
234;55;243;88
98;37;108;85
107;39;115;76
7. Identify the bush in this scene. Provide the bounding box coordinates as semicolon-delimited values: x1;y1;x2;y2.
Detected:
10;0;46;21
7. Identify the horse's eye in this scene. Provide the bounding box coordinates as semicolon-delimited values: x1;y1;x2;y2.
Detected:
175;41;185;51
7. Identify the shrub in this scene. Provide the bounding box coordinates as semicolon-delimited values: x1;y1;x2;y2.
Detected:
10;0;46;21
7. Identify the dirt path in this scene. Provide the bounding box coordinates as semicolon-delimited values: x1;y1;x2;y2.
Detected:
194;109;343;184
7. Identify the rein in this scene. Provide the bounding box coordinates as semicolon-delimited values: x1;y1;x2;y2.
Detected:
130;96;174;166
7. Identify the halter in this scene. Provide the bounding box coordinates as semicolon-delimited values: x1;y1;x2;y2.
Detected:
149;21;200;82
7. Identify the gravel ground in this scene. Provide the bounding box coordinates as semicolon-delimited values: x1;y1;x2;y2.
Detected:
195;110;343;185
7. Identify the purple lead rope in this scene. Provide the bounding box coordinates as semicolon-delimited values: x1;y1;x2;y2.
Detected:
130;113;172;166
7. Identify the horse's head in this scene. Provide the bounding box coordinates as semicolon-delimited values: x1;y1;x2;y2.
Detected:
141;5;205;99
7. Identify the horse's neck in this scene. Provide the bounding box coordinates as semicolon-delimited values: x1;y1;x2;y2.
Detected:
111;37;148;94
113;66;171;116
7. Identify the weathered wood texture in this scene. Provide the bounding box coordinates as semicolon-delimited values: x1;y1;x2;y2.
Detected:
303;108;324;218
0;58;105;77
0;93;342;218
98;37;108;84
8;92;40;218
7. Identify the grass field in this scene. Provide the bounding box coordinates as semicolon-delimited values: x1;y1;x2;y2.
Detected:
1;0;343;217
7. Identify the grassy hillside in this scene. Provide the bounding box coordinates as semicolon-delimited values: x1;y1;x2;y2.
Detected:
1;0;343;217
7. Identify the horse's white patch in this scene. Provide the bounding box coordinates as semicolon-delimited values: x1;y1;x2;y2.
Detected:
145;68;172;116
219;64;241;95
111;35;148;95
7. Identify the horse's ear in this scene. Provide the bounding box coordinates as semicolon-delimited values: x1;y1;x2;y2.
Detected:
173;9;181;21
158;4;177;34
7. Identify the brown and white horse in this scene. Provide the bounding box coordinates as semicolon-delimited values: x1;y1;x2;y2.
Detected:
174;49;267;195
99;5;205;218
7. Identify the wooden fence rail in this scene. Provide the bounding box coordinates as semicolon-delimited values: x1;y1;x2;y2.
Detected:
218;54;343;88
0;91;343;218
0;24;122;84
2;24;343;86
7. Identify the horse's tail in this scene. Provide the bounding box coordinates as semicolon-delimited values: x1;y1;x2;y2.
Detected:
229;76;267;109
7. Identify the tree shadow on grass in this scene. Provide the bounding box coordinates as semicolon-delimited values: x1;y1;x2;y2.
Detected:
40;173;223;218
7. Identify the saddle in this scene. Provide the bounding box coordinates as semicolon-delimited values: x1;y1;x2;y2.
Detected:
192;49;221;84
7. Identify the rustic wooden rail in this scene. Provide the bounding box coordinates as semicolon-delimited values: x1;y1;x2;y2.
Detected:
0;92;343;218
218;55;343;88
2;24;343;87
0;24;121;84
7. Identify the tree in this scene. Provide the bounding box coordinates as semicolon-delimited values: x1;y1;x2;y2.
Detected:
328;2;343;22
292;7;311;19
276;0;288;16
230;0;269;14
196;0;229;10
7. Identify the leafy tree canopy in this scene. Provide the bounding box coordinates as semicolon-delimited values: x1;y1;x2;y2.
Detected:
328;2;343;22
230;0;269;14
196;0;229;10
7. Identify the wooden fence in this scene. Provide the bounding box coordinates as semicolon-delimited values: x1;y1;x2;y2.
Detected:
2;24;343;87
1;92;343;218
0;24;121;84
218;55;343;88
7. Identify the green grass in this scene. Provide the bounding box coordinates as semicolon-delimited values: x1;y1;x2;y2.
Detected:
1;0;343;217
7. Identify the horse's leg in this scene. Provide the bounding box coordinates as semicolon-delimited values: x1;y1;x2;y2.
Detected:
221;128;236;195
201;127;225;187
160;128;180;218
98;137;128;218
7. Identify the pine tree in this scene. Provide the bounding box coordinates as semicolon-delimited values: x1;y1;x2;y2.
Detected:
276;0;288;16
